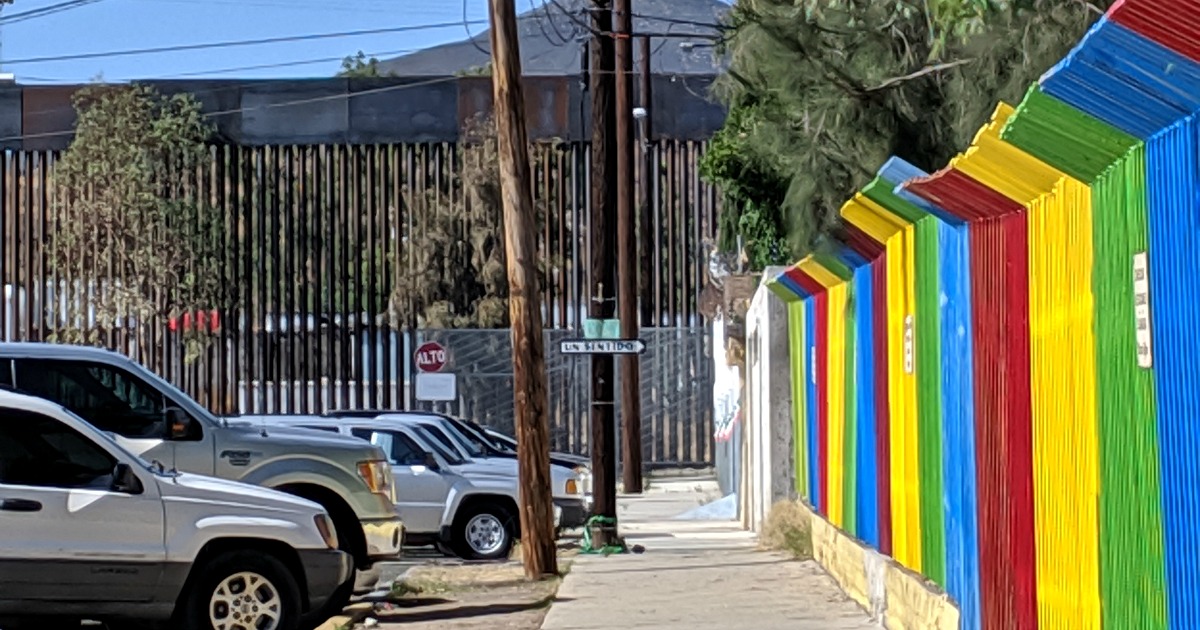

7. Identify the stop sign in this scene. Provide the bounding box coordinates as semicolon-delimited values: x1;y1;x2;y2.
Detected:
414;341;447;373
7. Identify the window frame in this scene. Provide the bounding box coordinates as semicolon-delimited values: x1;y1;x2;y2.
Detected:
351;428;426;466
12;358;203;442
0;407;120;491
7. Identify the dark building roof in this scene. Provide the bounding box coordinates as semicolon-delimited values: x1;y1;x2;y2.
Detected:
378;0;730;77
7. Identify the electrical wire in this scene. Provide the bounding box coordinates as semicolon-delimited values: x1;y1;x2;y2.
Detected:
530;0;575;48
132;0;450;14
535;3;726;40
0;0;104;24
14;48;420;119
462;0;491;56
19;49;419;83
7;64;701;137
161;49;418;78
0;74;465;143
0;20;487;66
630;13;728;32
546;0;600;38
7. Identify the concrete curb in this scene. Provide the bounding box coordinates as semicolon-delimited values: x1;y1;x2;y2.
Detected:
315;566;416;630
315;602;375;630
798;501;959;630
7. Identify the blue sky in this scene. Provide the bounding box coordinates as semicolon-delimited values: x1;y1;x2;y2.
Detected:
3;0;506;83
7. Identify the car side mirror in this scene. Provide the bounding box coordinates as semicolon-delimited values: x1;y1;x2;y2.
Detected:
422;452;440;471
111;463;143;495
166;408;193;440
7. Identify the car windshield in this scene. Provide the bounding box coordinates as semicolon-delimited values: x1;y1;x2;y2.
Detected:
422;418;486;458
409;425;467;465
441;417;497;456
487;429;518;451
75;415;175;476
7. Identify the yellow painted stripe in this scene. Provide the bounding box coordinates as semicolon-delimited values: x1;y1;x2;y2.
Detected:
789;301;810;502
840;196;923;574
798;259;849;529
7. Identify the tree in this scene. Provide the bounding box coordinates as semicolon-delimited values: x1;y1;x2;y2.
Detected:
390;115;559;330
339;51;393;77
48;84;224;361
702;0;1110;268
456;62;494;77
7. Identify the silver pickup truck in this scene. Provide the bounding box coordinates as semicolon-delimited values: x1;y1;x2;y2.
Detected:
0;343;404;614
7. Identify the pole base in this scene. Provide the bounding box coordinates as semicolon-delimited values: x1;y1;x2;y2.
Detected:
582;515;626;555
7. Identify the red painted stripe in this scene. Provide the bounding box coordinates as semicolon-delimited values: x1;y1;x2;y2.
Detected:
1109;0;1200;62
905;169;1038;630
792;268;830;517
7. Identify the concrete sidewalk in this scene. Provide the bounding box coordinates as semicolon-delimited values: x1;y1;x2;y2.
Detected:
541;489;879;630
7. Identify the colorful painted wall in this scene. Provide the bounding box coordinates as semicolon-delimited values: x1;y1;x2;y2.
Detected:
763;2;1200;628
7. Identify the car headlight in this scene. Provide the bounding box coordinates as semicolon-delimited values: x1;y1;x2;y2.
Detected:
574;466;592;493
314;514;339;550
357;460;392;497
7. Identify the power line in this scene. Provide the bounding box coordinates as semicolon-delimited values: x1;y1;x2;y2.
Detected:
165;49;417;78
0;75;464;143
18;48;421;83
462;0;491;57
545;0;596;38
0;0;104;25
132;0;451;14
1;20;487;66
530;0;575;48
7;65;702;135
631;13;728;32
528;3;726;41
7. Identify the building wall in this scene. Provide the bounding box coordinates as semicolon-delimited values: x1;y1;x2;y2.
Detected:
742;269;795;532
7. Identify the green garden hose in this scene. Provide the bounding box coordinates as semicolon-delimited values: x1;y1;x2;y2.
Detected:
580;515;628;555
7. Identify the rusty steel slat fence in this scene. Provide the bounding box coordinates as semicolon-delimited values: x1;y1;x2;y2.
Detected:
0;140;718;467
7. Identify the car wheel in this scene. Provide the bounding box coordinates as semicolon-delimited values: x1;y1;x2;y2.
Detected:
277;490;359;624
178;550;301;630
452;502;515;561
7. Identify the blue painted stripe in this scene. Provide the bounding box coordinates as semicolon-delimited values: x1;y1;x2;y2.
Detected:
1147;115;1200;630
1042;19;1200;140
804;296;821;510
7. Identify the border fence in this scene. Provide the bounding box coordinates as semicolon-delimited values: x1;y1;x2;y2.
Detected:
0;140;719;467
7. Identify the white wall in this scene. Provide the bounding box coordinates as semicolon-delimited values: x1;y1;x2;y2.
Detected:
741;268;794;533
712;315;742;498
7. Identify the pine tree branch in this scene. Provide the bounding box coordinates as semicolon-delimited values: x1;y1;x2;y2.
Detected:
863;58;974;92
1071;0;1105;15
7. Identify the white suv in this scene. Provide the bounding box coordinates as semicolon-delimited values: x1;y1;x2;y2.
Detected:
260;415;575;560
0;390;352;630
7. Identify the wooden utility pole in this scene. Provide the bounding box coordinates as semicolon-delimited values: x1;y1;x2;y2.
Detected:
637;35;655;328
588;0;619;547
486;0;558;578
615;0;644;494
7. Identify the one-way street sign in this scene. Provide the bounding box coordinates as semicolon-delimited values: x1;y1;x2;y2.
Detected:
559;339;647;355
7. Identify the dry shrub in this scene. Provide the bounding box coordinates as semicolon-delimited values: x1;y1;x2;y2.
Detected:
760;500;813;560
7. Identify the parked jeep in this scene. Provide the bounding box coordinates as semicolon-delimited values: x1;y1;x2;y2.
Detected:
262;415;557;560
326;408;594;500
377;412;591;531
0;389;352;630
0;343;403;612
